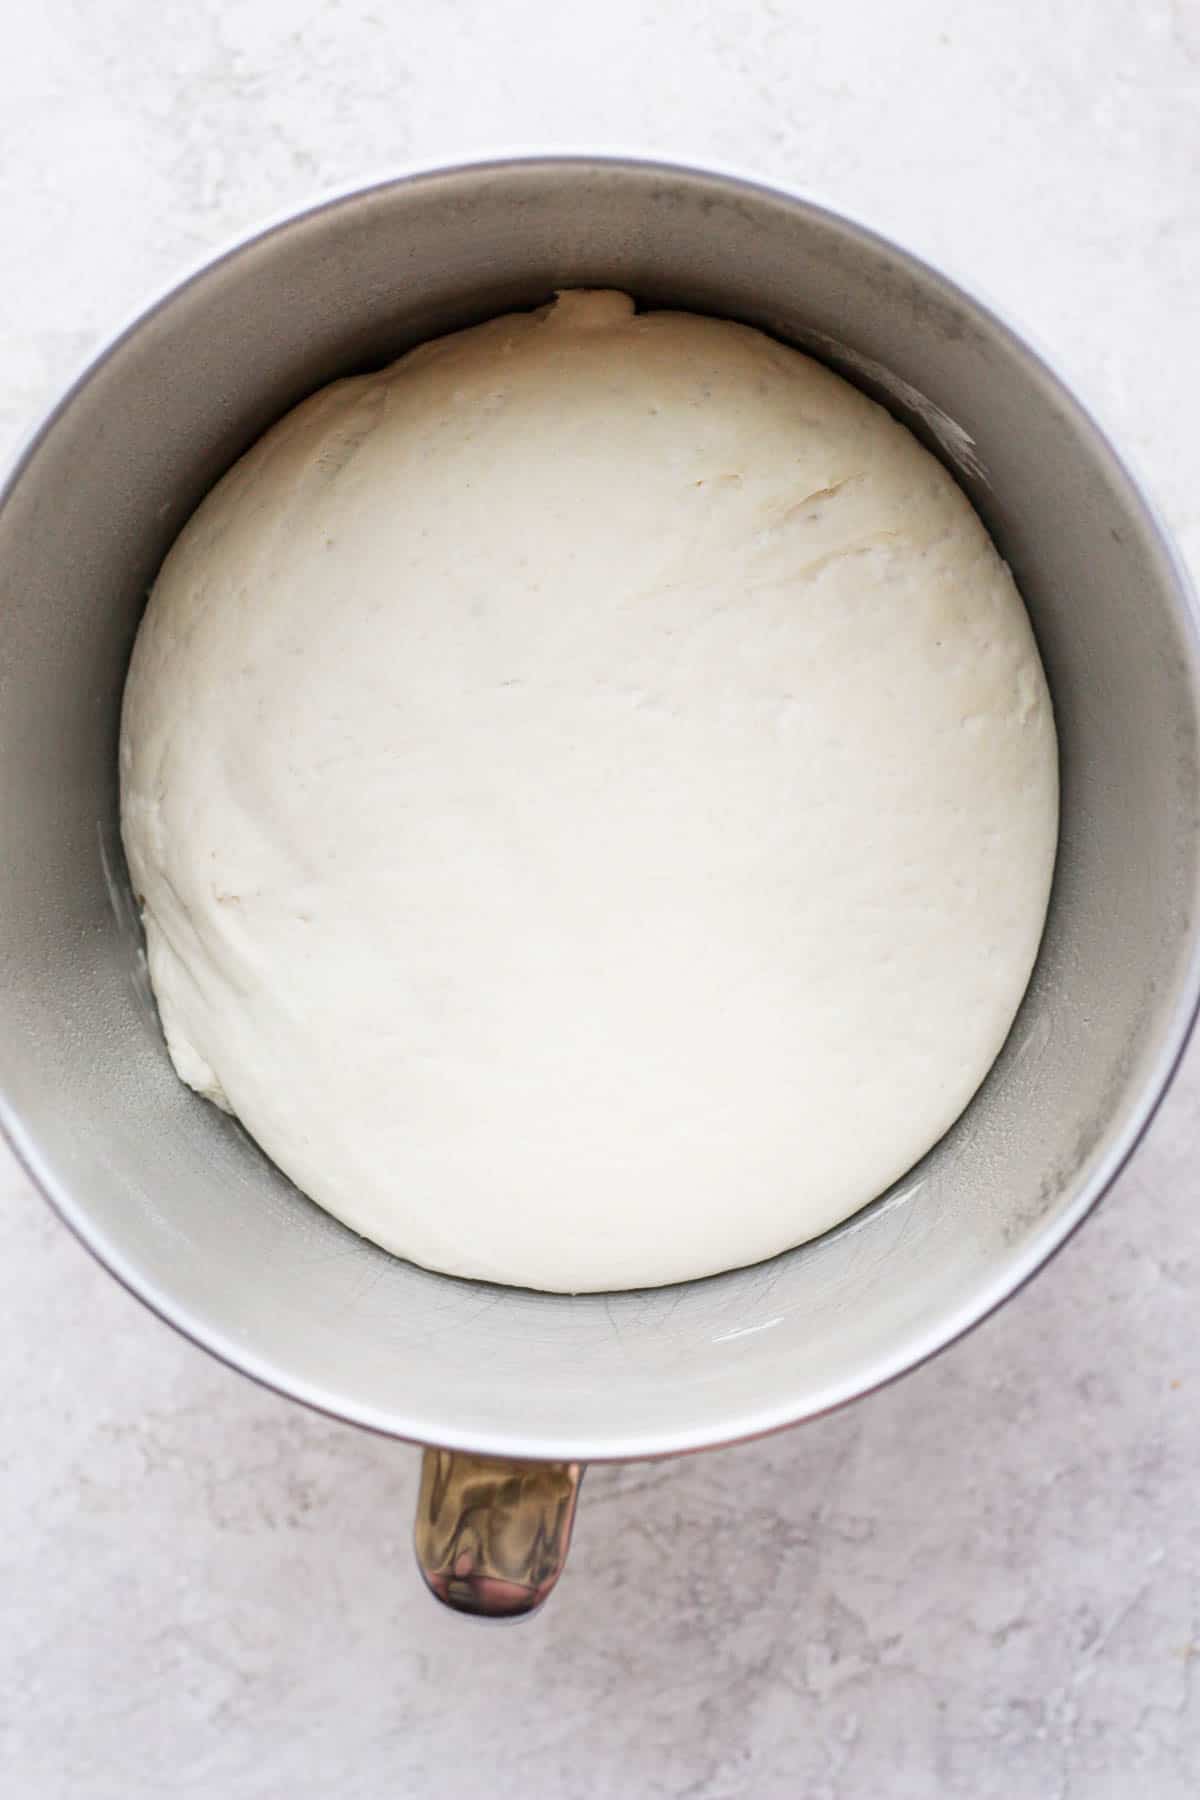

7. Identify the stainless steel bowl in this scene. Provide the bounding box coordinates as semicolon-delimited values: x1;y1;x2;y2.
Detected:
3;157;1198;1618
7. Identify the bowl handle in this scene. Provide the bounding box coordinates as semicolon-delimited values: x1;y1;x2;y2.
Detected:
413;1448;584;1619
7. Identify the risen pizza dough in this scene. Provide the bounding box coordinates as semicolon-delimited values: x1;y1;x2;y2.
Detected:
120;290;1058;1292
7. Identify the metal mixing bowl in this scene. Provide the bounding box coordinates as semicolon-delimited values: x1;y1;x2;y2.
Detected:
2;157;1197;1616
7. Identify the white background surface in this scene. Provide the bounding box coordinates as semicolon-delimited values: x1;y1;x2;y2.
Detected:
2;3;1199;1795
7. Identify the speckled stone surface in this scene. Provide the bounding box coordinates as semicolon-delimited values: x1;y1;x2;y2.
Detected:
3;4;1199;1795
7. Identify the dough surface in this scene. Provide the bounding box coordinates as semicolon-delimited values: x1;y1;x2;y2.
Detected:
120;291;1058;1292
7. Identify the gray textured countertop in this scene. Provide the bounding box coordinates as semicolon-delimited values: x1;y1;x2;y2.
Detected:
3;4;1199;1795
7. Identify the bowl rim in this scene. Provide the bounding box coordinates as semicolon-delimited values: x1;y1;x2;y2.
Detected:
4;150;1200;1463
